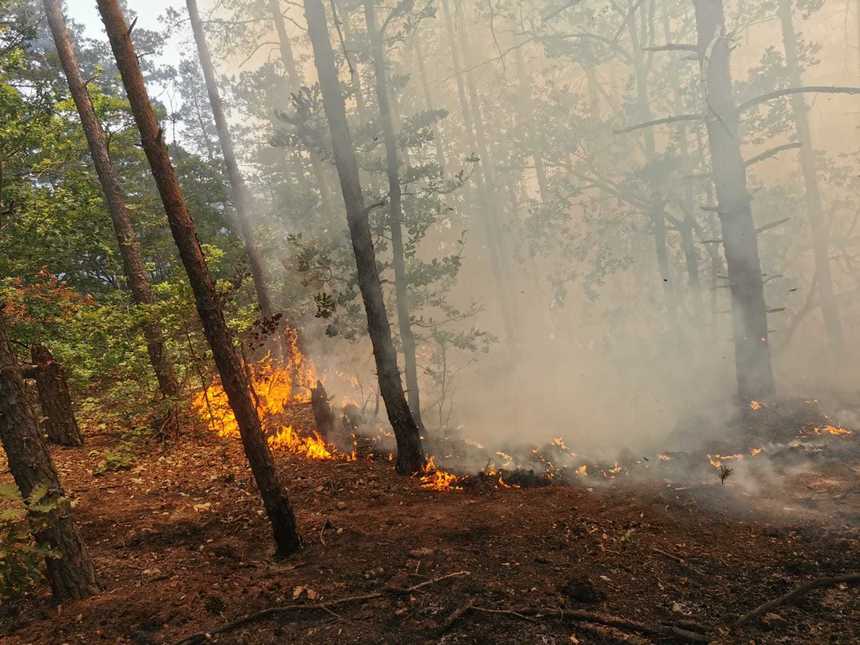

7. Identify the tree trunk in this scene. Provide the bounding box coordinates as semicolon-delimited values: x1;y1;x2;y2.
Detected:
302;0;424;474
0;315;99;600
97;0;301;556
268;0;336;219
777;0;844;358
43;0;180;404
364;1;423;429
186;0;275;322
693;0;775;401
28;344;83;447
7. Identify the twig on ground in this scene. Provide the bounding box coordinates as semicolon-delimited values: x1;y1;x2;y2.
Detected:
175;571;470;644
467;606;709;642
734;572;860;627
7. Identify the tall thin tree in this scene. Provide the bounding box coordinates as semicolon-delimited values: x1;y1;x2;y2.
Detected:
96;0;301;555
0;307;99;600
364;0;423;428
43;0;180;407
186;0;275;322
777;0;844;358
693;0;774;401
302;0;424;474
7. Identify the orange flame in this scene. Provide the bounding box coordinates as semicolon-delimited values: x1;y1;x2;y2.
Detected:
419;456;462;491
813;425;852;436
192;345;337;461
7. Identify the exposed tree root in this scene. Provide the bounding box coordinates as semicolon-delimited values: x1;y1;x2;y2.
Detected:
175;570;470;644
734;572;860;627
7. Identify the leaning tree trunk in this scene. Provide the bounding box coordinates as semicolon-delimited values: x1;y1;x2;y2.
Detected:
29;344;83;447
186;0;275;323
302;0;424;474
43;0;180;405
0;314;99;600
364;0;423;429
97;0;301;556
777;0;844;358
693;0;774;401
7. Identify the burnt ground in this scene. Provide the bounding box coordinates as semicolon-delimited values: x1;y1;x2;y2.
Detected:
1;405;858;644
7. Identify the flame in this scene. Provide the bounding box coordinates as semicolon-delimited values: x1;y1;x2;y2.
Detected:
268;426;333;460
192;344;338;461
813;425;853;436
419;456;462;492
575;464;588;477
708;453;744;468
658;452;672;462
750;447;764;457
750;400;764;411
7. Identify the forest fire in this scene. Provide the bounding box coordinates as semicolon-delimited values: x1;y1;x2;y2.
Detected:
191;348;337;460
419;456;463;491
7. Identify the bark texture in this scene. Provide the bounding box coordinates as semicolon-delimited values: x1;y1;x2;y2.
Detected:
693;0;774;401
43;0;180;402
302;0;424;474
0;315;99;600
97;0;301;555
30;344;83;447
364;1;423;428
186;0;274;322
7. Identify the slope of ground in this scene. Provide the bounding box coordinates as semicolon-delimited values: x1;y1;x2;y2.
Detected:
1;421;857;644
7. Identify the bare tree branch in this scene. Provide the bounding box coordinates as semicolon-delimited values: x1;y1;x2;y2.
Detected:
614;113;703;134
737;86;860;114
744;142;801;167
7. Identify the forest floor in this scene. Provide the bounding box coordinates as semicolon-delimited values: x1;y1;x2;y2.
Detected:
1;401;858;644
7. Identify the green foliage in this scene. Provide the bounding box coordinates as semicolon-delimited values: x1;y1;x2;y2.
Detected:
0;483;62;601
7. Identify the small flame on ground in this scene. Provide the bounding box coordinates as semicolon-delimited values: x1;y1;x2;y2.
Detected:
813;425;853;436
419;456;462;492
708;453;744;469
268;426;333;460
750;400;764;411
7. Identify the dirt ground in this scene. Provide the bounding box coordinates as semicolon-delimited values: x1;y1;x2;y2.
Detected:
1;412;858;644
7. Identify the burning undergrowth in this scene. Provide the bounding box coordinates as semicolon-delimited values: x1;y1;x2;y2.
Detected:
192;358;858;521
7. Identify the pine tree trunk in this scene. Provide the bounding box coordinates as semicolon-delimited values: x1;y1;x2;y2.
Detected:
364;1;423;429
43;0;180;404
186;0;275;322
29;344;83;447
693;0;774;401
0;315;99;600
302;0;424;474
97;0;301;556
777;0;844;358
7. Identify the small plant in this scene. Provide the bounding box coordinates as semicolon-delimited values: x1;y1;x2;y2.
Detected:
719;464;733;485
0;483;61;601
92;445;136;476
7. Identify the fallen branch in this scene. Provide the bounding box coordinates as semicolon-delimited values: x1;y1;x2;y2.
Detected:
734;572;860;627
176;570;470;644
469;605;709;642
